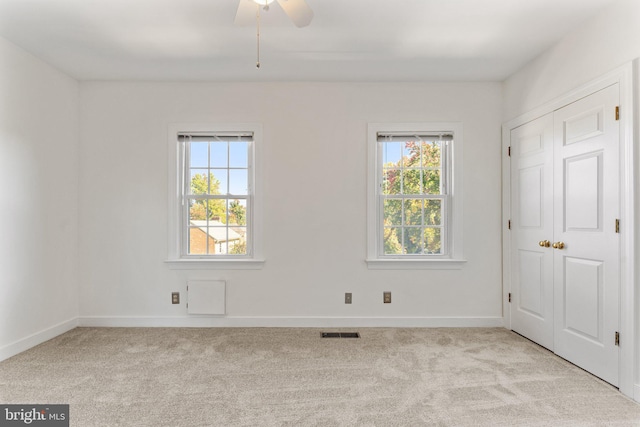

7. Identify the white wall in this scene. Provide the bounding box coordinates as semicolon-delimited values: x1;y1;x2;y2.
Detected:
502;0;640;121
0;37;80;359
79;81;503;325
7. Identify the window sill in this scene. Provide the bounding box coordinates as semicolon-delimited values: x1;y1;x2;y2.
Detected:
365;258;467;270
165;259;265;270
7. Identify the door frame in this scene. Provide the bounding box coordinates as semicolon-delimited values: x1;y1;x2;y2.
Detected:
501;62;635;399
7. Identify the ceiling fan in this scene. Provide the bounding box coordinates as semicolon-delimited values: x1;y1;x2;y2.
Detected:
235;0;313;68
235;0;314;28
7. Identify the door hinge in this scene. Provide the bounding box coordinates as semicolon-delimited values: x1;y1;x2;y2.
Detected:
615;219;620;233
615;331;620;346
508;220;511;230
508;293;511;303
508;146;511;157
615;106;620;121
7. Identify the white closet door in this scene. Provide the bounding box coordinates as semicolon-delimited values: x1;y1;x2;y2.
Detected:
510;113;554;350
552;84;620;386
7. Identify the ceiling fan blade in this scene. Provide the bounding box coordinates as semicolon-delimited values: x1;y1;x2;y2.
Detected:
278;0;314;27
234;0;257;26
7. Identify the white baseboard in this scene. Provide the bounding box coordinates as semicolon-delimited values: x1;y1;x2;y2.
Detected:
634;384;640;403
79;316;504;328
0;317;79;362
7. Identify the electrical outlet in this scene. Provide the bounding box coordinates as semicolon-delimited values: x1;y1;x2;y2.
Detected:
383;292;391;304
345;293;352;304
171;292;180;304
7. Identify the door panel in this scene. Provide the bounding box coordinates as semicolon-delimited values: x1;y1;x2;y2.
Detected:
518;250;544;317
565;152;602;231
518;167;543;227
553;83;619;386
510;113;554;350
563;107;605;144
563;257;603;341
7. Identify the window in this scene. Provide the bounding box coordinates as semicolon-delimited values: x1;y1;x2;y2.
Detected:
183;133;251;256
367;123;464;269
167;124;263;269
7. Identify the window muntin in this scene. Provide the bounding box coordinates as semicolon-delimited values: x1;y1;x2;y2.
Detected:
180;134;253;258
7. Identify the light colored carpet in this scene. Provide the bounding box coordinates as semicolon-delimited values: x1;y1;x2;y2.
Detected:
1;327;639;426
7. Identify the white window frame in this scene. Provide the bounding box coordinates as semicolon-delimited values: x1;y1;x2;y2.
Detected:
166;123;264;269
366;122;465;269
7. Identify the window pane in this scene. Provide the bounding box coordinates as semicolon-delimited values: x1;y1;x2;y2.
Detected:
229;227;247;255
403;227;423;254
208;226;227;254
422;170;441;194
382;142;402;166
421;141;441;169
382;169;401;195
189;199;208;221
404;199;422;225
210;169;227;195
402;169;421;194
229;169;248;195
208;200;228;225
228;199;247;226
424;200;442;225
424;227;442;254
229;141;248;167
190;142;208;167
402;141;421;167
383;227;402;254
383;199;402;226
210;142;227;168
189;226;214;255
189;170;209;195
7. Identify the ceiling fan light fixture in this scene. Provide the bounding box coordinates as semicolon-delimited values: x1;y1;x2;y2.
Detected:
252;0;275;5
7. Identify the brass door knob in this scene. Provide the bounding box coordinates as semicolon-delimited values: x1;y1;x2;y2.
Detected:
552;242;565;249
538;240;551;247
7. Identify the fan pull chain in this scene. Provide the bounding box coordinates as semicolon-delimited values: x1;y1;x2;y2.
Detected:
256;4;261;69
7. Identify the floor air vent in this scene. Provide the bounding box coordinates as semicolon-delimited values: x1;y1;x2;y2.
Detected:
321;332;360;338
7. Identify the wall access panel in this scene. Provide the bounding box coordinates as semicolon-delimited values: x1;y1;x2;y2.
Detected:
187;280;226;315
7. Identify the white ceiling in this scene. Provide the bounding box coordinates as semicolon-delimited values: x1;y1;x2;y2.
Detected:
0;0;616;82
